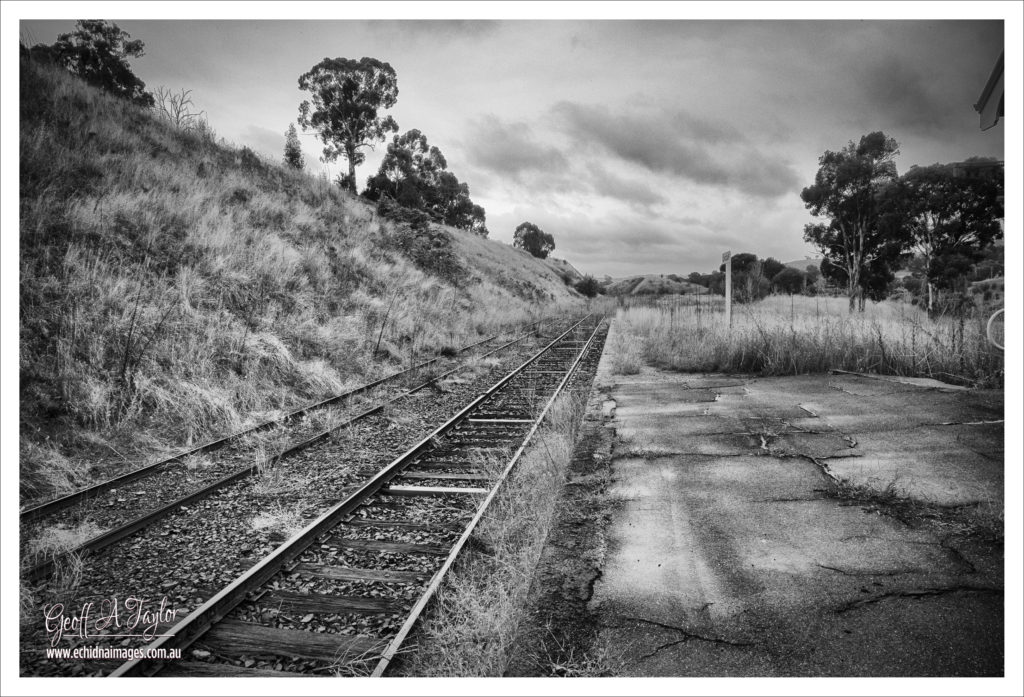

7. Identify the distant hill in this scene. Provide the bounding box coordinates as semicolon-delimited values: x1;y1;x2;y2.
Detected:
784;257;822;272
601;274;709;296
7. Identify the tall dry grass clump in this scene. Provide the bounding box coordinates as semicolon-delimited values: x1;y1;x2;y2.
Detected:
611;295;1003;387
19;56;580;502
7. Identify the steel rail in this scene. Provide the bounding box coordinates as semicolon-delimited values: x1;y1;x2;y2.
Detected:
109;315;591;677
21;318;550;524
25;319;564;583
371;319;603;676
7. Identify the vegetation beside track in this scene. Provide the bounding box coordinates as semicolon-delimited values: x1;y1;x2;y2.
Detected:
603;295;1004;388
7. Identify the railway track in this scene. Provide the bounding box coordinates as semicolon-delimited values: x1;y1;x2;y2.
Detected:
21;316;573;583
22;317;554;524
109;316;605;677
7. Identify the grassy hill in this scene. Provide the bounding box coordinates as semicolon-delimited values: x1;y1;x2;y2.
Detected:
542;257;586;286
784;257;822;272
602;274;709;296
18;56;582;500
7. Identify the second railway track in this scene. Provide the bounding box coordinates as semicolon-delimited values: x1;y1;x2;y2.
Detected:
20;316;571;581
109;315;607;677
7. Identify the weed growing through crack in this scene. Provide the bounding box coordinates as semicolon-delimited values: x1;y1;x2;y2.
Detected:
825;477;1003;543
542;625;620;677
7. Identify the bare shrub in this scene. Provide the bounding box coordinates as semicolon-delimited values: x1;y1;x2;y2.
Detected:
152;86;206;131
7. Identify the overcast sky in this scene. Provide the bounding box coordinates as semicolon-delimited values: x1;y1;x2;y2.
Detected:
19;10;1009;278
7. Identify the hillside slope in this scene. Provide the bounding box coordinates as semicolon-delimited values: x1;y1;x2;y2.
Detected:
18;57;581;500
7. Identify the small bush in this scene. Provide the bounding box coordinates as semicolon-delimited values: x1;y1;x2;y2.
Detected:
377;198;464;282
574;275;601;298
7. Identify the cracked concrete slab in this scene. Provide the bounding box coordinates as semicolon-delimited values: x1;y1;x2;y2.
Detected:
591;365;1004;677
823;427;1003;506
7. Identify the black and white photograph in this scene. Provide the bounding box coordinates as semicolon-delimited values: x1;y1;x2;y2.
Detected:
3;2;1021;694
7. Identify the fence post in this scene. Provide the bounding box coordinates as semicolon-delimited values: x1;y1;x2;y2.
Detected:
723;250;732;329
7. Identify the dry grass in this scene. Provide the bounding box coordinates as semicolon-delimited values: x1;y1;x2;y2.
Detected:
22;522;102;607
249;501;307;539
19;56;581;503
607;295;1004;387
604;318;645;376
178;452;214;482
19;441;92;500
398;393;586;676
24;521;103;563
542;627;619;677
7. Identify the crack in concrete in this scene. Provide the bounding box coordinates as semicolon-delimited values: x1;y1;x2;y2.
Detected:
607;616;756;660
940;538;977;574
617;449;753;460
817;563;918;577
766;450;843;484
780;427;842;436
835;585;1002;614
582;567;603;603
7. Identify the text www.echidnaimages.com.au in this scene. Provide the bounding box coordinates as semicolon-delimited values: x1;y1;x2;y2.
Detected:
45;646;182;660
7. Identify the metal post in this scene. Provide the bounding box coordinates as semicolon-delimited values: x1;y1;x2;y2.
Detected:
723;250;732;329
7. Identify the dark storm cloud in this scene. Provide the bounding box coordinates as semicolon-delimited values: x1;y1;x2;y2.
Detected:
552;102;800;198
463;115;570;180
463;115;670;210
857;53;956;133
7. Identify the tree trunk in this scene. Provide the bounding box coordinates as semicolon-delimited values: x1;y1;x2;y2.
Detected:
927;281;934;317
847;275;859;313
343;142;358;194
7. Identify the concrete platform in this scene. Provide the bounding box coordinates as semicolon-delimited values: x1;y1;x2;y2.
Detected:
591;360;1005;677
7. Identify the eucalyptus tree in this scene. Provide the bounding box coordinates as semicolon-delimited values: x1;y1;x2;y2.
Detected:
513;222;555;259
50;20;154;106
298;57;399;193
801;132;905;312
365;129;488;235
895;160;1003;314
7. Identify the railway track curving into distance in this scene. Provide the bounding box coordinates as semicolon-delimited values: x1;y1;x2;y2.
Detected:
106;315;607;677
